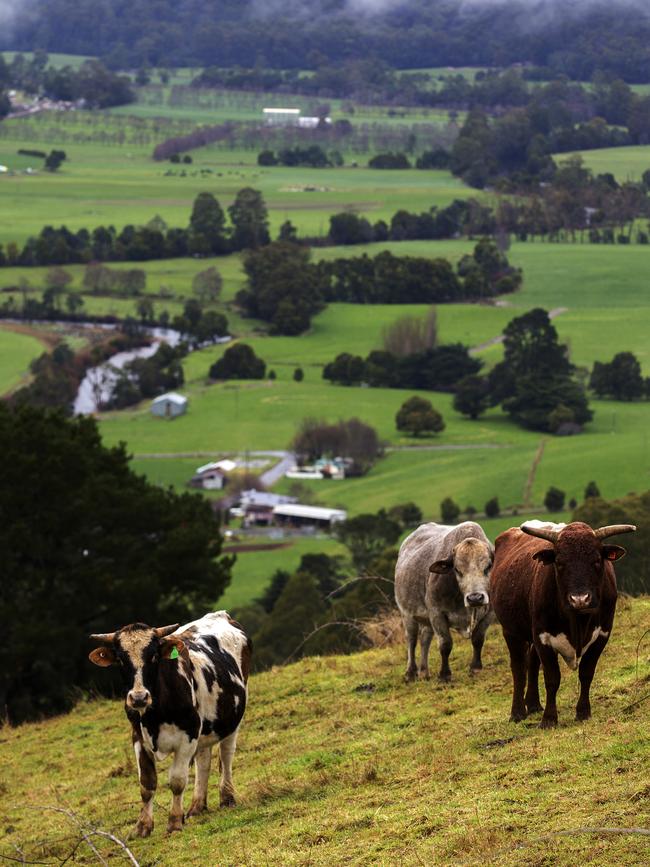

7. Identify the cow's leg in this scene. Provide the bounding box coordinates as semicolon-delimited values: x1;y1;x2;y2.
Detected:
133;739;157;838
576;634;608;721
186;745;212;818
503;632;528;721
537;644;561;729
166;739;196;833
403;614;419;682
525;644;543;714
469;615;490;673
219;731;238;807
432;616;453;682
418;624;433;680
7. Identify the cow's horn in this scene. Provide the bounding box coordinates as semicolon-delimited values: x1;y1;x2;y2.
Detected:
154;624;179;637
594;524;637;539
520;523;560;543
89;632;116;644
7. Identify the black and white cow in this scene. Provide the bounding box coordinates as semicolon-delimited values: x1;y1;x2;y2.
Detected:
89;611;251;836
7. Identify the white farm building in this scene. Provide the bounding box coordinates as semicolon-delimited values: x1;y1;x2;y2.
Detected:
151;392;188;419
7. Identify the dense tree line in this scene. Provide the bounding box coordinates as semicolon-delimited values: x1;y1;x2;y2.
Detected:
8;1;650;83
257;145;341;168
323;345;481;393
0;404;234;722
0;52;133;108
0;189;270;267
237;239;521;335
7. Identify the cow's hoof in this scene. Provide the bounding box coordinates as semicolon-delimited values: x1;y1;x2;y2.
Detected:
526;702;543;714
575;708;591;722
539;716;558;729
133;821;153;838
220;793;236;808
404;671;418;683
418;670;431;681
166;816;184;834
509;709;527;722
469;665;483;675
186;800;208;818
438;673;452;683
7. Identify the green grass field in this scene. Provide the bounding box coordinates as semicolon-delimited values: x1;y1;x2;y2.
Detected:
0;325;44;394
558;145;650;181
2;597;649;865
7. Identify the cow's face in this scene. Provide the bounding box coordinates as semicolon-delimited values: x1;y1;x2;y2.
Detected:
532;526;626;612
88;623;184;713
430;538;494;608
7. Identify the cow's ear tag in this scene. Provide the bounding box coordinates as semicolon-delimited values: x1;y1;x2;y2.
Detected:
170;647;179;659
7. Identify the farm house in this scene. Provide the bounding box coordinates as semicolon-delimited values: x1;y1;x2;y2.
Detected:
150;392;188;419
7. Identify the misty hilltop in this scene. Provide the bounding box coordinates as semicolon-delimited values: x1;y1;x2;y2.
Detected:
2;0;650;80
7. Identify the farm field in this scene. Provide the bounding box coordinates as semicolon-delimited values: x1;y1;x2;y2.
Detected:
0;123;470;247
559;145;650;181
2;596;649;865
0;325;45;394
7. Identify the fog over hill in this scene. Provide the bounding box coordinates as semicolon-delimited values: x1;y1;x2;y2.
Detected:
2;0;650;79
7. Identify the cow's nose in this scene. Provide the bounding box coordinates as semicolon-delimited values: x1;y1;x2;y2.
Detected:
568;592;592;609
466;591;488;607
127;690;151;709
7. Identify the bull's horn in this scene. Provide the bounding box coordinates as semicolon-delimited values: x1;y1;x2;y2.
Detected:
520;523;560;543
594;524;637;539
154;624;179;637
89;632;116;644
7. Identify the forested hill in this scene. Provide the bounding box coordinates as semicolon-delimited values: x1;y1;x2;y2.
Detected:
4;0;650;81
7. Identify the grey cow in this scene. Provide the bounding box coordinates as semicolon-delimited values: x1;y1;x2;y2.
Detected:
395;521;496;682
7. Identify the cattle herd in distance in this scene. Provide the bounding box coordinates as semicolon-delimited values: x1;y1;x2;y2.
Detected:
88;518;635;838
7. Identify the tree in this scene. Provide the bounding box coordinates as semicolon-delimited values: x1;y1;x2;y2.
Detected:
293;367;304;382
395;396;445;437
590;352;644;401
192;266;222;304
335;511;401;573
584;481;601;499
188;192;228;255
44;149;66;172
229;187;270;251
388;502;423;530
291;417;382;477
485;497;500;518
453;375;490;419
544;486;566;512
382;307;437;357
0;403;233;723
440;497;460;523
209;343;265;380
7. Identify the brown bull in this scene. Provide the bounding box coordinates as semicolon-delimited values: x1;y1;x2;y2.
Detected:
490;520;635;728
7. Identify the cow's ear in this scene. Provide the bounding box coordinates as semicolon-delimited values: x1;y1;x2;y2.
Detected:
602;544;626;562
430;557;453;574
89;646;117;667
161;636;186;660
532;549;556;565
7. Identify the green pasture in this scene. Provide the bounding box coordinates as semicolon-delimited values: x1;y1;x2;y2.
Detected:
0;326;43;394
1;51;93;69
4;599;650;866
557;145;650;181
0;117;472;247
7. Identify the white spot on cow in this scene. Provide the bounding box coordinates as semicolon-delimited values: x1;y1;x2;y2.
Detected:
539;627;609;670
233;694;240;708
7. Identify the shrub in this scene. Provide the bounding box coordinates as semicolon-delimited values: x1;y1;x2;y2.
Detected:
440;497;461;523
209;343;266;380
485;497;500;518
544;486;566;512
396;396;445;437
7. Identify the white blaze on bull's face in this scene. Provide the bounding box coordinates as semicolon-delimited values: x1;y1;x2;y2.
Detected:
116;627;160;714
452;539;493;608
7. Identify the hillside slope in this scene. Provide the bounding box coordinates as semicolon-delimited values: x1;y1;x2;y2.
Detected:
2;599;650;865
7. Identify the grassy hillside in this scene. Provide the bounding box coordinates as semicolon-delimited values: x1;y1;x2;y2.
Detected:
0;325;45;394
2;597;649;865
